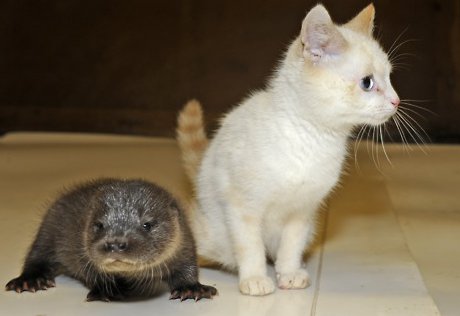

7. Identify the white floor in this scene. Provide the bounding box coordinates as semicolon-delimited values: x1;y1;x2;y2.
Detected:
0;133;458;315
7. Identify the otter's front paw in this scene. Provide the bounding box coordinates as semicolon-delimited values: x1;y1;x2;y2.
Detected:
86;289;111;302
276;269;310;289
239;276;275;296
170;283;218;301
5;275;56;293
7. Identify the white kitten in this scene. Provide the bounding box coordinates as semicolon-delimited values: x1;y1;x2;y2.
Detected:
177;4;399;296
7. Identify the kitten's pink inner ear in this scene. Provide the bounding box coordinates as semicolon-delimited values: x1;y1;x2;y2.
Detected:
301;5;347;62
344;3;375;37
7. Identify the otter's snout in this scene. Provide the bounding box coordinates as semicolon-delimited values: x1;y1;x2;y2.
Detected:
104;238;128;253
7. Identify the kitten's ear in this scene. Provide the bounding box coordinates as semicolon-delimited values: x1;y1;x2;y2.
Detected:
301;5;347;62
344;3;375;37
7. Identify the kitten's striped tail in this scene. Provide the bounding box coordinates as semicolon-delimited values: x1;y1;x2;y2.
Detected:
177;100;215;267
176;99;208;184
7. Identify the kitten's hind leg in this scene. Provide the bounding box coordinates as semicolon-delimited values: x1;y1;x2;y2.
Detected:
228;208;275;296
275;213;312;289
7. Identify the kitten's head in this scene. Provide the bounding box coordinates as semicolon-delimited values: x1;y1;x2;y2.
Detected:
294;4;399;129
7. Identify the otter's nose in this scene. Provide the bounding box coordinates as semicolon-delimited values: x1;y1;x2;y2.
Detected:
104;240;128;252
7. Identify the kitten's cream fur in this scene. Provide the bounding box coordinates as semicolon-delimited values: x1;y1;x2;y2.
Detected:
177;4;399;296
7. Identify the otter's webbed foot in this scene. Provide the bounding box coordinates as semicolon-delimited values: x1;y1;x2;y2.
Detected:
170;283;218;301
86;287;126;302
5;274;56;293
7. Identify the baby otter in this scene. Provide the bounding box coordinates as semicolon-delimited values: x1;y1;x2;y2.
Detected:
5;178;217;302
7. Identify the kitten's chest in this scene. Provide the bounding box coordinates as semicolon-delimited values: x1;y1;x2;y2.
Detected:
266;126;348;204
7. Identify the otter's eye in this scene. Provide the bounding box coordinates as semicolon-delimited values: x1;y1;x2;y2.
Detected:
142;222;151;231
143;222;152;232
360;75;375;91
93;222;104;232
142;220;158;232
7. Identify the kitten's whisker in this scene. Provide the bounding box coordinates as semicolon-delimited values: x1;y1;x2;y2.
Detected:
392;67;411;72
391;52;417;59
398;109;431;143
392;115;411;152
400;98;432;103
388;39;419;60
389;52;417;64
384;123;396;143
379;124;392;166
354;125;368;170
398;105;428;121
370;126;380;170
372;126;382;172
400;101;437;116
374;24;384;42
387;27;408;58
374;126;382;169
396;112;427;153
366;125;377;166
390;56;415;68
400;109;430;142
366;125;374;161
391;63;411;71
396;112;420;142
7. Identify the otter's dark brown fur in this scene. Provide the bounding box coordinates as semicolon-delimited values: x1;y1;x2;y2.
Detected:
5;178;217;302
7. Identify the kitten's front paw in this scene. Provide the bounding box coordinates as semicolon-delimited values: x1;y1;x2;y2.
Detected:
239;276;275;296
276;269;310;289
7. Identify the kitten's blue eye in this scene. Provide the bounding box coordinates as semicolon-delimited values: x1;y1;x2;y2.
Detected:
360;75;374;91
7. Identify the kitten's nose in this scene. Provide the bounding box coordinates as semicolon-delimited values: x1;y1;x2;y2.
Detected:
391;98;400;108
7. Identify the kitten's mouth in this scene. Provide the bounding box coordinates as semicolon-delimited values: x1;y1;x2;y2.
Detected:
367;108;397;126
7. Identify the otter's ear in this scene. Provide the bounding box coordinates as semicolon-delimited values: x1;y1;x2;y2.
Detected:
301;4;347;62
344;3;375;37
169;200;181;215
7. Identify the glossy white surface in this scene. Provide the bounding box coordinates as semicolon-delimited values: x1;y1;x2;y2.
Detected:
0;133;458;315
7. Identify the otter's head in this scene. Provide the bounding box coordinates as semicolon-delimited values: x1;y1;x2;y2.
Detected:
84;180;182;274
